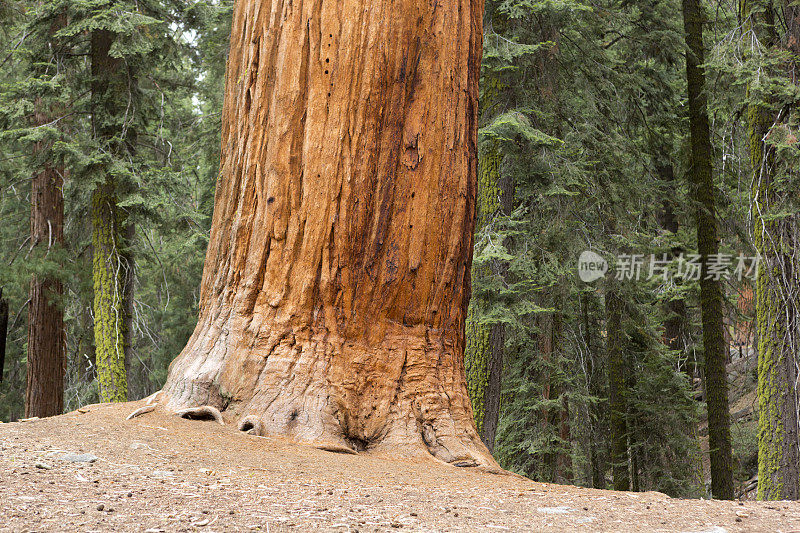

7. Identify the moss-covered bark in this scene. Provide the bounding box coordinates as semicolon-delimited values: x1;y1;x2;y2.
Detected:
90;28;129;403
682;0;735;499
465;140;504;451
742;0;800;500
92;180;128;403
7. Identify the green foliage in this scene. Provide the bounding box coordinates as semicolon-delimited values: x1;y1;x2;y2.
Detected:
0;0;232;418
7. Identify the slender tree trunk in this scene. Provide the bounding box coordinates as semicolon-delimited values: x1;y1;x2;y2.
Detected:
582;290;606;489
743;0;800;501
91;29;128;403
656;162;692;376
681;0;735;499
606;282;630;491
160;0;493;465
123;222;138;400
0;288;8;383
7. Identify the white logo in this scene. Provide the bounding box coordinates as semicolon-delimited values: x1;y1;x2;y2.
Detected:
578;250;608;282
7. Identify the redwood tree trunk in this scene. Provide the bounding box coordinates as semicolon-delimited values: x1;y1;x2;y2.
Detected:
161;0;493;466
25;106;65;418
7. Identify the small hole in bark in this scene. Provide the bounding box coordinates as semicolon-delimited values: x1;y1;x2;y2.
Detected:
238;415;262;435
267;196;275;204
327;92;331;97
325;70;329;75
176;406;224;425
347;436;370;452
325;58;330;63
410;192;415;198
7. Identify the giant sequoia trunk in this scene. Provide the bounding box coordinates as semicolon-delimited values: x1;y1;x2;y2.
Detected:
161;0;494;466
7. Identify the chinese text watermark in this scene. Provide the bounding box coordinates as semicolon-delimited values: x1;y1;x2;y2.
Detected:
578;251;760;283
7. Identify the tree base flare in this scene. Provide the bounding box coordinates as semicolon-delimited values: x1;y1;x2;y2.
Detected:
158;322;498;469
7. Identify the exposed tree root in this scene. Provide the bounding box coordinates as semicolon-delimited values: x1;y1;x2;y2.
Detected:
175;406;224;425
314;442;359;455
125;405;156;420
144;391;163;406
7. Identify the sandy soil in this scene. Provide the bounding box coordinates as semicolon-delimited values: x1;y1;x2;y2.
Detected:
1;401;799;532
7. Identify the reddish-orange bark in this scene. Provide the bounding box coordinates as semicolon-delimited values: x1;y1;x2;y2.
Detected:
26;104;65;418
161;0;493;465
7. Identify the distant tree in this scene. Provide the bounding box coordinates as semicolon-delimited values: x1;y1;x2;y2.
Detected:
681;0;735;499
0;288;7;383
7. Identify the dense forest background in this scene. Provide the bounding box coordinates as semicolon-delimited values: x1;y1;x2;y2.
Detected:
1;0;798;500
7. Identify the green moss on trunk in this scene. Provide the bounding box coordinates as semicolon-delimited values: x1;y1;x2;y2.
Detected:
682;0;735;499
465;140;503;450
92;180;128;403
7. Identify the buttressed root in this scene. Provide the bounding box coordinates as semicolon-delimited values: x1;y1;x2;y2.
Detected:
125;405;156;420
175;405;224;425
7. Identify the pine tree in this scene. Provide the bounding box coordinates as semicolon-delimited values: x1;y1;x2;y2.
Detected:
682;0;735;499
740;0;800;500
465;72;511;452
89;25;131;403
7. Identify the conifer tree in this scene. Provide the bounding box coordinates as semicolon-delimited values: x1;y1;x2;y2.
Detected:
741;0;800;501
24;5;67;417
681;0;734;499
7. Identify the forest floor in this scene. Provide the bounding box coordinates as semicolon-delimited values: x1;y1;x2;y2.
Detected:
1;402;799;532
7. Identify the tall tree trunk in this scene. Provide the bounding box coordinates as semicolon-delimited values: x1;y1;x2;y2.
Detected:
160;0;494;466
25;82;66;417
26;151;65;417
655;162;692;376
682;0;735;499
606;281;630;491
91;29;128;403
743;0;800;501
582;290;606;489
0;288;7;383
465;134;509;453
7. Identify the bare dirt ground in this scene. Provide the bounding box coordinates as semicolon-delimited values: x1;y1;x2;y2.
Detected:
1;401;799;532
